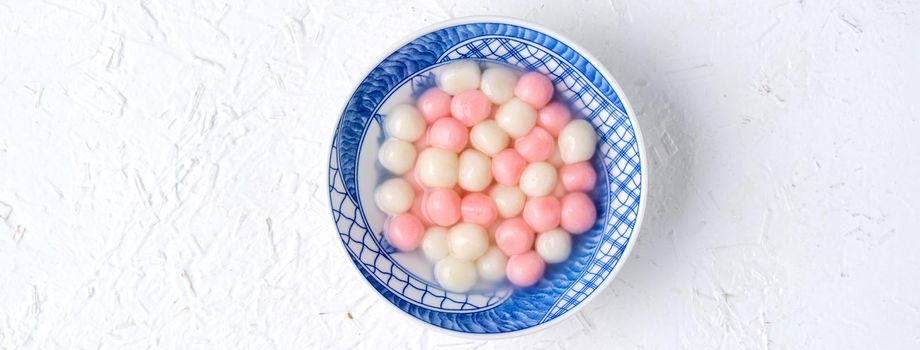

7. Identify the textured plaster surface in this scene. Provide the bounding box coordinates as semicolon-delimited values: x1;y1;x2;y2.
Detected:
1;0;919;348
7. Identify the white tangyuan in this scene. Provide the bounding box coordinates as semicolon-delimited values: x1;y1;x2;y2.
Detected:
494;98;537;138
519;162;557;197
438;61;481;95
416;147;459;188
480;67;518;104
558;119;598;164
374;178;414;215
489;184;525;218
378;138;416;174
458;149;493;192
448;222;489;260
385;104;426;142
469;120;510;156
535;228;572;263
435;256;478;293
476;246;508;282
421;227;450;262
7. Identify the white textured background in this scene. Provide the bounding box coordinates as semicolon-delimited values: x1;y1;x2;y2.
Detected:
1;0;919;348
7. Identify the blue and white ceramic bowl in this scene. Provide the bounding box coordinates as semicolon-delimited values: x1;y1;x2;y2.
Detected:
327;17;647;337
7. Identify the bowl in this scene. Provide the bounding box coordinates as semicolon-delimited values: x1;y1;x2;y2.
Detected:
327;16;647;337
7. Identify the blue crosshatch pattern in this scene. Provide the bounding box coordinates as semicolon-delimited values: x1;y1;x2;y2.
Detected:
328;22;643;334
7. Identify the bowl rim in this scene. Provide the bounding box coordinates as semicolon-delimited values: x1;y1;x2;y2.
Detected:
325;15;649;339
